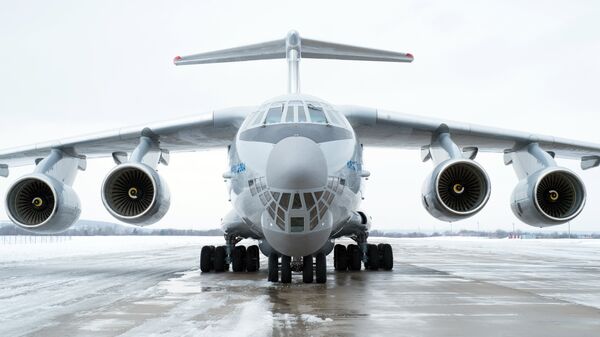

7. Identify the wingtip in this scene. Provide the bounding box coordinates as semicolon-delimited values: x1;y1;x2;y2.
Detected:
173;55;182;65
406;53;414;61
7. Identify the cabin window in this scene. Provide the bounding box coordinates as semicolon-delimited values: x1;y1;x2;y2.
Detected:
308;104;327;124
265;104;283;124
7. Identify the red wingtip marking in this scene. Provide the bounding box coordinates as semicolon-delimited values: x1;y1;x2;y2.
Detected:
173;56;182;64
406;53;414;59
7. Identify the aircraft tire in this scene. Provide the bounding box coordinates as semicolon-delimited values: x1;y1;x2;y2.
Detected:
246;245;260;272
303;255;313;283
268;253;279;282
281;255;292;283
214;246;227;272
334;244;348;271
347;244;362;271
200;246;213;272
381;243;393;270
315;252;326;283
232;246;246;272
367;244;380;270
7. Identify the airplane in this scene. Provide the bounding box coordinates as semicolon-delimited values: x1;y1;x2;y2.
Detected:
1;30;599;284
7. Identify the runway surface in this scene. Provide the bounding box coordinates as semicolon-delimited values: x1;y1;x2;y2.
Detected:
1;236;600;337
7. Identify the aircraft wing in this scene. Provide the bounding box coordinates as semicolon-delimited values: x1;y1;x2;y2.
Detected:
339;105;600;170
0;106;255;173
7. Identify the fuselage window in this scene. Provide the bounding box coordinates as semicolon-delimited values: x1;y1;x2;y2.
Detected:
265;104;284;124
290;217;304;233
308;104;327;124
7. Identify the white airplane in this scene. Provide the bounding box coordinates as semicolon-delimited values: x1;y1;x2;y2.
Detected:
1;31;599;283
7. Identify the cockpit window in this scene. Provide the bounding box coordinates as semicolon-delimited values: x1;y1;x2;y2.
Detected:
307;103;327;124
265;104;284;124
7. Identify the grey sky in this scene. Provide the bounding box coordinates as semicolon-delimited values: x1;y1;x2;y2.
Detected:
1;0;600;232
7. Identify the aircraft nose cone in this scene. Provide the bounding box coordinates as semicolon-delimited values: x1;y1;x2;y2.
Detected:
266;137;327;190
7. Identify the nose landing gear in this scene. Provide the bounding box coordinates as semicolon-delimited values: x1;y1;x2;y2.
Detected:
267;253;327;284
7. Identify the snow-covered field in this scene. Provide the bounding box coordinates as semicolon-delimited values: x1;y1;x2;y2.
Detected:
1;236;600;337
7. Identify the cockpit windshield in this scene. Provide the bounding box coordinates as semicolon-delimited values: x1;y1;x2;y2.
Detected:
244;98;347;128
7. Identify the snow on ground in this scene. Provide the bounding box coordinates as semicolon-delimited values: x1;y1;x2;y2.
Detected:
1;236;600;336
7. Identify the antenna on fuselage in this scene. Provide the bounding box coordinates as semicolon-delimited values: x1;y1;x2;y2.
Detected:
173;30;414;94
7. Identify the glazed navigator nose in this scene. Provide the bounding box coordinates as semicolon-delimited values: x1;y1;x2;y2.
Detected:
266;136;327;190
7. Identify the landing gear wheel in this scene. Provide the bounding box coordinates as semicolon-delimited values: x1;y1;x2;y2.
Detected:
200;246;214;272
347;244;362;271
366;244;380;270
334;244;348;271
380;243;393;270
268;253;279;282
281;255;292;283
246;245;260;272
303;255;313;283
232;246;247;272
315;252;327;283
214;246;227;272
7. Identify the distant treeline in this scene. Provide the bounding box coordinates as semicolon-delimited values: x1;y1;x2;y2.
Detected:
0;220;223;236
1;221;599;238
370;229;600;239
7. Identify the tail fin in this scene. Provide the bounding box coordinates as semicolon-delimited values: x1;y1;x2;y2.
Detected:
173;30;413;93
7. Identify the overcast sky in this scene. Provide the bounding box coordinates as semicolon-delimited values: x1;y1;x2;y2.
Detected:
1;0;600;233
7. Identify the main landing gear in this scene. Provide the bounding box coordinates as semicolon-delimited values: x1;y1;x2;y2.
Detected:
268;253;327;284
200;244;260;273
334;242;393;271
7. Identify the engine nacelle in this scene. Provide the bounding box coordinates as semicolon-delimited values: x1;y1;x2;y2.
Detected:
101;163;170;225
422;159;491;222
511;168;585;227
5;174;81;233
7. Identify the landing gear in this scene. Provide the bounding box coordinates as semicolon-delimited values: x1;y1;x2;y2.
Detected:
302;255;313;283
315;253;327;283
232;246;247;272
379;243;394;270
200;242;260;273
365;244;379;270
268;253;279;282
266;253;325;283
333;244;348;271
246;245;260;272
200;245;214;273
281;255;292;283
332;240;394;272
214;246;227;272
347;244;362;271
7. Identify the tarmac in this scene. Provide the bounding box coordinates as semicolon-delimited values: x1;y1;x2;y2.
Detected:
1;237;599;337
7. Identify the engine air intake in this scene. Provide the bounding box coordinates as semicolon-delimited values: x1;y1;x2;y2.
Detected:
535;171;583;219
104;167;155;217
8;178;56;225
437;162;489;214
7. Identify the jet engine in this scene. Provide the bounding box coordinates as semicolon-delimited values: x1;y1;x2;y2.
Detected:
511;168;585;227
422;159;491;222
5;174;81;233
101;163;170;225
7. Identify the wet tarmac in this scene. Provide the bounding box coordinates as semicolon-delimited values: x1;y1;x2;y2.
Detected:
1;237;600;336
